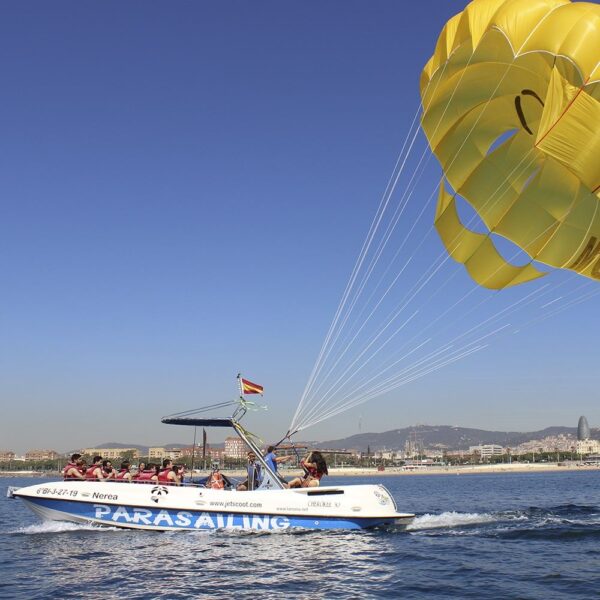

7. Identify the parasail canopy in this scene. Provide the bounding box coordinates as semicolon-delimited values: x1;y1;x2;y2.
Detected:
421;0;600;289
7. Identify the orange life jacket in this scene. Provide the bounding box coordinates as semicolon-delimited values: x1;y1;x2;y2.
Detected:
208;471;225;490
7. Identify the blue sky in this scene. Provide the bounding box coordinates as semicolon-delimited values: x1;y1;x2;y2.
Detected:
1;1;598;454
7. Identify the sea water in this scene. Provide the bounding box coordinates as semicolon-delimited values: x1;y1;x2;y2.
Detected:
1;470;599;599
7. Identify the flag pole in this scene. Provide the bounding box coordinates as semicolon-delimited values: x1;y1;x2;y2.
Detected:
190;426;197;482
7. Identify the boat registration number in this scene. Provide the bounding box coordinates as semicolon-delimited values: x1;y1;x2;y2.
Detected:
36;487;79;498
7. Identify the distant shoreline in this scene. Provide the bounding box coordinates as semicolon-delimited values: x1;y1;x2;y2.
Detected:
325;463;600;476
2;462;599;479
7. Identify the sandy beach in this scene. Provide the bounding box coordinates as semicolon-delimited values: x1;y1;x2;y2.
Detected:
324;463;600;476
3;462;599;479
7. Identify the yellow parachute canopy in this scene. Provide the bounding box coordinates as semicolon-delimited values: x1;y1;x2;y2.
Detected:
420;0;600;289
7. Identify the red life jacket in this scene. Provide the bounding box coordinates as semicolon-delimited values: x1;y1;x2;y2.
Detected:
63;462;82;480
136;470;156;482
85;465;102;480
157;469;172;484
116;469;130;480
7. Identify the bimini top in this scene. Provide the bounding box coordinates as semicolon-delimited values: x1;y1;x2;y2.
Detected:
161;417;235;428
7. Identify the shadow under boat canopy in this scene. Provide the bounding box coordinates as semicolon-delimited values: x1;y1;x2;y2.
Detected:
161;413;288;490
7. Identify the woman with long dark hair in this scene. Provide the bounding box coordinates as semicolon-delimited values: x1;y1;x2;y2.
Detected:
289;451;328;488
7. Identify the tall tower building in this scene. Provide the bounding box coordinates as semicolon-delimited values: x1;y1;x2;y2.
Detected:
577;416;591;441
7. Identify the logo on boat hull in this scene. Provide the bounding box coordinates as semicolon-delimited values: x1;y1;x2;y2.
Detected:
150;486;169;504
93;504;290;530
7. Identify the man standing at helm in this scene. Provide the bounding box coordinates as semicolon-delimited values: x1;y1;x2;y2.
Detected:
263;445;292;477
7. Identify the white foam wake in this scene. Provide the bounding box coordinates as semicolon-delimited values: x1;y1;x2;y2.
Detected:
407;511;497;530
12;521;117;535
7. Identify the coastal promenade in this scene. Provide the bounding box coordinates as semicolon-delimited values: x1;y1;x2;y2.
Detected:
2;462;599;478
326;463;600;476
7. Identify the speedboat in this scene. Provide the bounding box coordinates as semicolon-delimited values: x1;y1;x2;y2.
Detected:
9;408;414;531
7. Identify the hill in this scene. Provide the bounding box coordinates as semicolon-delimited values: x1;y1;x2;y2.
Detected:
320;425;586;452
82;424;597;454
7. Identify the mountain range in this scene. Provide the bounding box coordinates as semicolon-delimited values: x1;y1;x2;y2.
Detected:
87;424;598;454
319;425;593;451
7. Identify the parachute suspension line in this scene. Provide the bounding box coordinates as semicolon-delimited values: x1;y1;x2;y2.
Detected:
301;270;592;431
294;45;489;430
298;247;459;430
296;279;553;431
291;57;460;432
299;255;415;410
296;147;582;432
324;134;431;354
340;184;439;348
340;196;590;413
333;42;486;321
354;284;600;413
307;273;587;430
331;325;503;410
297;310;421;432
521;282;599;331
308;342;491;431
290;101;425;431
327;287;544;415
296;60;453;410
299;129;428;403
293;62;503;430
299;193;488;430
293;85;510;432
294;22;589;432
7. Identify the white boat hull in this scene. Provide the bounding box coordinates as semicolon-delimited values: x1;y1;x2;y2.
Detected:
13;480;414;531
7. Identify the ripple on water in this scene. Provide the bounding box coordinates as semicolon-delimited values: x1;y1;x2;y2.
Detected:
3;472;600;598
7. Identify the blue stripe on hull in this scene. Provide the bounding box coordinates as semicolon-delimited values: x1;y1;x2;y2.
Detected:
24;497;394;530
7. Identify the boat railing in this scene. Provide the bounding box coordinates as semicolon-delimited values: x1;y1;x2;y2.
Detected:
61;477;246;489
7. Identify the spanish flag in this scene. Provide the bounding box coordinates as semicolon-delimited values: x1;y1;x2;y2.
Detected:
240;377;264;395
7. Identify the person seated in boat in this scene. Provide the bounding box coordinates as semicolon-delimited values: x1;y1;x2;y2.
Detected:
63;454;86;480
205;464;232;490
157;459;181;486
85;456;105;481
158;459;173;480
171;465;183;486
288;452;328;488
102;460;116;480
237;451;262;491
131;461;146;481
135;463;159;483
116;461;132;482
149;464;160;483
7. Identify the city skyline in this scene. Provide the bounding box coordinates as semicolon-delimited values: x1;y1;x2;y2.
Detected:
3;417;598;456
